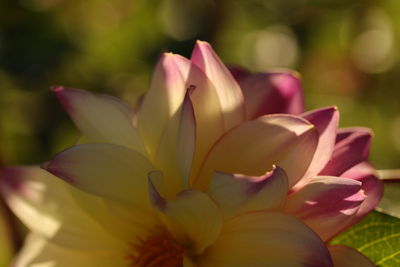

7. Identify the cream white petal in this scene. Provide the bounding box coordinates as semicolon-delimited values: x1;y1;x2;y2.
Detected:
43;143;155;211
0;167;126;250
53;87;146;155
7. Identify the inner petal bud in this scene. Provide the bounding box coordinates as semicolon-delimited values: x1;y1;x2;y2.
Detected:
128;230;186;267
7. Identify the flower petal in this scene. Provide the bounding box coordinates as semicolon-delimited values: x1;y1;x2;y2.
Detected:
328;245;374;267
42;143;155;211
342;162;383;223
320;127;372;176
53;87;146;155
149;176;223;254
200;211;332;267
155;93;196;196
194;114;318;190
284;176;366;241
208;166;288;218
294;106;339;189
13;233;126;267
191;41;245;129
137;53;192;158
0;167;126;250
237;71;304;120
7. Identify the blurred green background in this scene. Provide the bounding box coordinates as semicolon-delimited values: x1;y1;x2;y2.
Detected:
0;0;399;264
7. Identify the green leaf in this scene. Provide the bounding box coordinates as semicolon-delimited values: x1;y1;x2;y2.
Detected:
331;211;400;267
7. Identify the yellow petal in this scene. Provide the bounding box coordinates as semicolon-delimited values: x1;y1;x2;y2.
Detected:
194;114;318;190
200;211;332;267
14;233;126;267
53;87;146;155
149;176;223;254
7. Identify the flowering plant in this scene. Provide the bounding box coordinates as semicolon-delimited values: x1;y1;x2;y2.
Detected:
0;41;382;266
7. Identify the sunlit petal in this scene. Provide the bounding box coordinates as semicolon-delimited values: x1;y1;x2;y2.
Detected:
320;127;372;176
13;234;126;267
0;167;126;249
191;41;245;129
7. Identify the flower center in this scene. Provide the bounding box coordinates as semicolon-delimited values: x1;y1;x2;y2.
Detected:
127;232;185;267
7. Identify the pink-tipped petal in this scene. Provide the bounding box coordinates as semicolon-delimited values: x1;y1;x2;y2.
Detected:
148;180;223;254
200;211;332;267
137;53;193;159
208;166;288;218
294;106;339;189
53;87;145;154
341;162;383;224
328;245;374;267
320;127;372;176
42;143;155;211
191;41;245;129
194;114;318;190
284;176;366;241
238;71;304;120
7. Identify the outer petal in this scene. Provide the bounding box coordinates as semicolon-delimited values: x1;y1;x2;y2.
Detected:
199;211;332;267
0;167;126;250
53;87;146;155
237;71;304;120
342;162;383;223
328;245;374;267
284;176;366;241
13;234;126;267
294;106;339;189
137;53;192;159
149;177;223;254
194;114;318;190
208;166;288;218
320;127;372;176
191;41;245;129
42;143;155;211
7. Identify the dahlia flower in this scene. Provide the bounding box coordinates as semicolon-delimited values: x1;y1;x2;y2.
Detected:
0;41;382;266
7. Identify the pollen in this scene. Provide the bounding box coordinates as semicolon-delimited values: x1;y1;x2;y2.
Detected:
127;232;186;267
